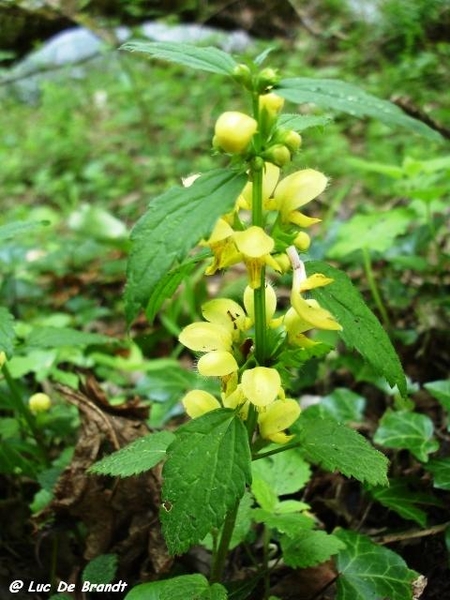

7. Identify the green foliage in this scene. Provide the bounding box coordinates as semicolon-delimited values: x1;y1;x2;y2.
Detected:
0;307;15;356
335;529;419;600
281;529;345;568
161;409;252;555
89;430;175;477
124;574;227;600
374;409;439;462
124;169;246;324
294;409;389;486
276;78;442;141
307;260;407;396
82;554;118;585
368;479;434;526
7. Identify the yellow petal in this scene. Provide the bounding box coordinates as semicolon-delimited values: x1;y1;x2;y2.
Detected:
258;398;301;442
275;169;328;215
201;218;234;245
288;212;321;228
291;294;342;331
202;298;246;332
299;273;334;292
198;351;238;376
182;390;221;418
179;322;231;352
244;284;277;325
233;226;274;258
241;366;281;407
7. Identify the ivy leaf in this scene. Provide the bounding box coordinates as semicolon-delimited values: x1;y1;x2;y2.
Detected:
276;78;442;141
424;380;450;412
26;326;114;348
124;575;227;600
328;209;413;258
374;410;439;462
335;529;419;600
121;41;238;76
252;447;311;496
124;168;246;324
294;410;389;485
0;307;15;357
307;260;407;397
367;479;431;527
89;431;175;477
426;458;450;491
161;409;251;555
281;530;345;568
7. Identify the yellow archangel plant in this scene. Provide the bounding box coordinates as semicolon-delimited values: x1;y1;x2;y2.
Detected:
179;83;342;447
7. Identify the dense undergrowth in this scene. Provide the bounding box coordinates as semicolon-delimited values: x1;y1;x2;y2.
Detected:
0;3;449;599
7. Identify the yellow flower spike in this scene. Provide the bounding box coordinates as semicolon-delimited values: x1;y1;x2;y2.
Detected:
274;168;328;225
179;321;232;352
202;298;247;335
213;111;258;154
182;389;221;418
198;350;238;377
29;392;51;413
244;283;277;325
258;398;301;444
241;366;281;407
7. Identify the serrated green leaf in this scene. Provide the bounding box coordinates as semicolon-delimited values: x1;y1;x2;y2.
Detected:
89;431;175;477
26;326;114;348
374;410;439;462
203;492;254;551
0;307;15;357
294;411;389;485
145;250;209;323
424;380;450;411
368;479;429;526
281;530;345;568
278;113;332;132
252;447;311;496
82;554;118;585
277;78;442;141
161;409;251;555
124;168;246;324
0;219;48;242
307;260;407;397
328;209;414;258
335;529;419;600
124;575;227;600
121;41;237;76
426;458;450;490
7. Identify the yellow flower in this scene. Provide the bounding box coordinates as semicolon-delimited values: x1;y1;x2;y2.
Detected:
200;218;241;275
29;392;51;413
240;162;280;211
273;168;327;227
258;398;301;444
241;366;282;408
243;283;280;327
182;390;221;418
287;246;342;332
198;350;238;377
179;321;232;352
233;226;281;288
213;111;258;154
259;92;285;116
201;298;248;337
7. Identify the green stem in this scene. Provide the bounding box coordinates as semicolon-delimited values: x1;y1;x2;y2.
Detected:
210;500;240;583
2;364;50;465
251;166;267;365
362;246;391;330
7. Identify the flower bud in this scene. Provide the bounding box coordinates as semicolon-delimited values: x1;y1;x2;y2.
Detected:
214;111;258;154
294;231;311;251
283;130;302;153
259;92;284;116
29;392;51;413
232;63;252;89
263;144;291;167
256;68;279;92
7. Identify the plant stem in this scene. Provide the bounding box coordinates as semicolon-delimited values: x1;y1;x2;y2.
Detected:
362;246;391;330
210;500;240;583
1;364;50;465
